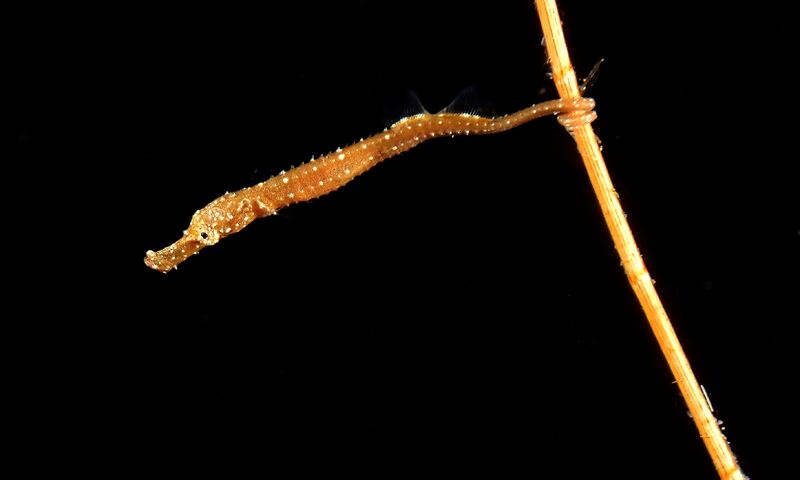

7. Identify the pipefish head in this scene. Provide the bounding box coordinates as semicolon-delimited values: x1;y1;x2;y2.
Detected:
144;190;267;273
143;205;225;273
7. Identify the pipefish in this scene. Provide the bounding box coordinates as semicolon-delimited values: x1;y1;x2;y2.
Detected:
144;97;595;272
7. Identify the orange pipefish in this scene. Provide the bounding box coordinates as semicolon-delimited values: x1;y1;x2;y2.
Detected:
144;97;595;272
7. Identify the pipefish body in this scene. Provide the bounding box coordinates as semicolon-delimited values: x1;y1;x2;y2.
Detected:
144;97;595;272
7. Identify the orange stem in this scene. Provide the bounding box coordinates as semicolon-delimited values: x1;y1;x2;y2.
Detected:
533;1;745;478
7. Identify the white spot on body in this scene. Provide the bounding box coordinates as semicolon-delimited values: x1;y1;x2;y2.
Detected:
282;177;289;183
338;153;345;160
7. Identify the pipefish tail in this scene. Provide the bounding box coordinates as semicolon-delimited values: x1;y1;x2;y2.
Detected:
144;97;595;273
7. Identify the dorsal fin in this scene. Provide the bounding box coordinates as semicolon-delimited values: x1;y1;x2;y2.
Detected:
437;86;496;117
381;90;429;126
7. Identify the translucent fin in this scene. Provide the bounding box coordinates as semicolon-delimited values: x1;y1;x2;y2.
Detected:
437;86;496;117
381;90;429;126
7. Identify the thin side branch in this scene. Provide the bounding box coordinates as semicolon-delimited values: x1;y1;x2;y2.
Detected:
533;1;745;479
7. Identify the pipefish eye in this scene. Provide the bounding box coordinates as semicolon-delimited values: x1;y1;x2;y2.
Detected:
195;226;219;245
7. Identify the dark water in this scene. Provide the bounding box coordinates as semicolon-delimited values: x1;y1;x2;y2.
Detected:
10;1;797;477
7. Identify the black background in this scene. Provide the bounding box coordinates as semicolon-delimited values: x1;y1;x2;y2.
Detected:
12;1;798;477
